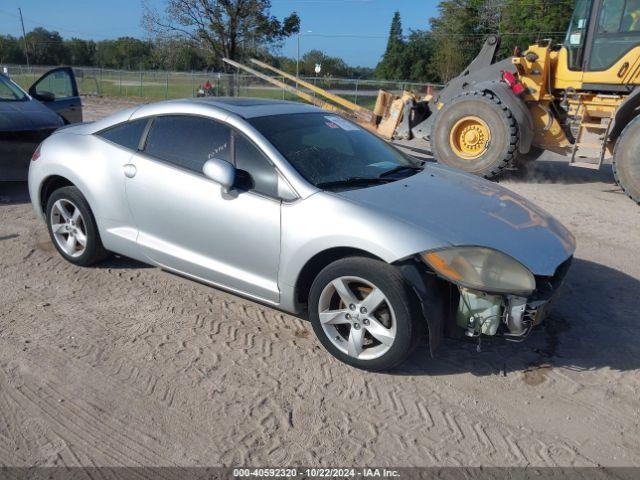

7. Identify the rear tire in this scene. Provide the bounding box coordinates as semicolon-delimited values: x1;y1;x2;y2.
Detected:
613;116;640;204
45;186;109;266
432;90;520;179
308;257;424;371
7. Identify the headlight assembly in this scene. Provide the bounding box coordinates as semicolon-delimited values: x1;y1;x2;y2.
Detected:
421;246;536;295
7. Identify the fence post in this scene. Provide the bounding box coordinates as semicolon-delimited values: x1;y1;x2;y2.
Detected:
191;71;195;97
139;71;143;97
165;72;169;99
119;70;122;96
282;76;285;100
355;78;359;105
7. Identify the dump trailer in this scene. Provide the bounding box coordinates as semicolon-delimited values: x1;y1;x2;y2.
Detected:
410;0;640;204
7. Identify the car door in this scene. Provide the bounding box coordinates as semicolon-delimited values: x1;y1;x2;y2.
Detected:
29;67;82;123
125;114;282;303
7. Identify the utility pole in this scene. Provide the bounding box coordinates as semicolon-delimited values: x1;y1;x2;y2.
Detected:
296;32;300;87
18;8;30;70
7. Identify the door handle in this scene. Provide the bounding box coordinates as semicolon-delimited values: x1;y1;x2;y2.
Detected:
123;164;137;178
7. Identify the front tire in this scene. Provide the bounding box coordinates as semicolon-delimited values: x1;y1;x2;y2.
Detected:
308;257;423;371
432;91;520;179
45;186;108;266
613;115;640;204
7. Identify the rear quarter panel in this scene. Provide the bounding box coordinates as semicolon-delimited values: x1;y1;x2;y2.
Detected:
29;132;141;259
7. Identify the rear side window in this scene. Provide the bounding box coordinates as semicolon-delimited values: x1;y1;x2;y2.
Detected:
98;118;148;151
144;115;231;174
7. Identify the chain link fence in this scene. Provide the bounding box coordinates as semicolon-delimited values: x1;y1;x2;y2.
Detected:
4;65;442;110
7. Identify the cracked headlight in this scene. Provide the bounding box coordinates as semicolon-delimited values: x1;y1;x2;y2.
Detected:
421;247;535;295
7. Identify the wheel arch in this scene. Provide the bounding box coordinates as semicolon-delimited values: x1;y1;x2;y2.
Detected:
37;172;101;232
39;175;75;214
394;257;452;357
609;86;640;141
293;247;385;309
612;113;640;204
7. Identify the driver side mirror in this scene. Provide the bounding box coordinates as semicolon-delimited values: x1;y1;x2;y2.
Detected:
29;89;55;102
203;158;236;193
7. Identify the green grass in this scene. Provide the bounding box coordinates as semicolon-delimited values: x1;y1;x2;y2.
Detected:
10;71;379;110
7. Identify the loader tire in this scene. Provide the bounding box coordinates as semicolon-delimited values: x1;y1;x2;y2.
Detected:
613;115;640;205
432;91;520;179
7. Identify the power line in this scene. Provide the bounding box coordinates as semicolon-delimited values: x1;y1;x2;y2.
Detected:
0;8;140;39
301;31;566;39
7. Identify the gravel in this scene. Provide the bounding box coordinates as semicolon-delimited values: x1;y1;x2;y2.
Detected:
0;96;638;467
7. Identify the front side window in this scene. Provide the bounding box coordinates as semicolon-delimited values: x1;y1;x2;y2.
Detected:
144;115;231;174
97;118;148;150
0;75;28;101
233;133;279;198
588;0;640;70
249;113;420;190
33;69;75;99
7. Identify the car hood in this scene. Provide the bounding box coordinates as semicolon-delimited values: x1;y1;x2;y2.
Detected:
335;163;575;276
0;99;64;132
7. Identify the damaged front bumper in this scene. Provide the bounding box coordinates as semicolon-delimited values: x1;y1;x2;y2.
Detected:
457;289;548;341
398;255;572;355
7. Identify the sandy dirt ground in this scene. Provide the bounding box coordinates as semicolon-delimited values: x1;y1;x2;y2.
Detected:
0;96;639;468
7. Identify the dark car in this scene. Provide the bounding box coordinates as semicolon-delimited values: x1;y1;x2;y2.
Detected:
1;67;82;181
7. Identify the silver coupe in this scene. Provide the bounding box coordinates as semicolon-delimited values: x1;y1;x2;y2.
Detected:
28;98;575;370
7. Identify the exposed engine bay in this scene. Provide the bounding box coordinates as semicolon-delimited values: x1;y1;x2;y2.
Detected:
456;287;547;341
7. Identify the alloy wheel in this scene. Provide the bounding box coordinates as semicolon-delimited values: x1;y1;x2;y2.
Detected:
50;199;88;258
317;276;397;360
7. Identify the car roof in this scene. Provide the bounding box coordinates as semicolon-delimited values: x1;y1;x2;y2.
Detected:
140;97;322;119
78;97;323;136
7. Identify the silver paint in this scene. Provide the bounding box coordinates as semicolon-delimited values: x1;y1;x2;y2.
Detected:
202;158;235;192
28;98;576;314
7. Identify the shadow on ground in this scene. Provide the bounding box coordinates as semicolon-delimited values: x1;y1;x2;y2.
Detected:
96;255;153;269
398;257;640;378
502;160;616;186
0;182;31;204
5;182;637;380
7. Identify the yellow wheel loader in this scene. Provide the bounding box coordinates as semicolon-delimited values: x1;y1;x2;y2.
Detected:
416;0;640;203
225;0;640;203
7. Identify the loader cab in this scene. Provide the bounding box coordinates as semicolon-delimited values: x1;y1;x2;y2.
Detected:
560;0;640;88
564;0;594;71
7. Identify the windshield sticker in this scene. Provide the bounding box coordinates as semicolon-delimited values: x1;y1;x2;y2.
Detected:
324;115;359;131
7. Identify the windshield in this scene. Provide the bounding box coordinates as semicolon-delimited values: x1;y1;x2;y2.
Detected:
249;112;421;189
0;74;28;102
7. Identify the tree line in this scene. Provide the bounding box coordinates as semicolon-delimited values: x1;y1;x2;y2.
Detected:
0;28;218;71
376;0;575;83
1;0;576;83
0;27;372;77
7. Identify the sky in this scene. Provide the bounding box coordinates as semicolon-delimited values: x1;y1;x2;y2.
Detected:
0;0;440;68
